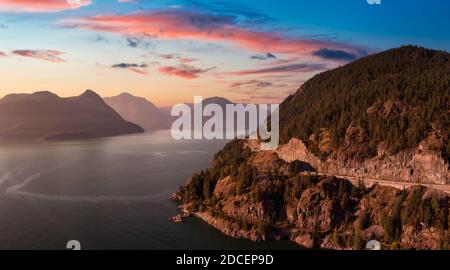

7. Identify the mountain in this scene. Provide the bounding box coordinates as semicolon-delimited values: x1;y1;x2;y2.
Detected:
173;46;450;250
0;90;144;140
104;93;170;131
104;94;235;132
196;96;234;108
280;46;449;160
164;96;235;128
277;46;449;184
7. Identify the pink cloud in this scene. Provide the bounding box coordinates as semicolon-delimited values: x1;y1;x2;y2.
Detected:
178;57;198;64
12;50;65;63
61;10;365;56
158;64;213;79
0;51;7;57
0;0;91;12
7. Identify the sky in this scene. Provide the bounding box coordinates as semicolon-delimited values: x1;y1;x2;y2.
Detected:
0;0;449;106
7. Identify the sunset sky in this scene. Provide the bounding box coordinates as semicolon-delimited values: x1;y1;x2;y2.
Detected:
1;0;449;106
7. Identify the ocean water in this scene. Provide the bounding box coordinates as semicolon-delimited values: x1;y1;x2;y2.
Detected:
0;130;299;250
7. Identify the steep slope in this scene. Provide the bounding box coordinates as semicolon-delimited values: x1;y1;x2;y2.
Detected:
174;46;450;250
104;92;169;131
0;90;144;140
280;46;449;161
277;46;450;184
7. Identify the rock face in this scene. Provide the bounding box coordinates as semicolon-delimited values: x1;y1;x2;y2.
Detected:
274;135;449;185
176;140;450;250
295;178;353;233
0;90;144;140
276;138;322;168
104;92;170;131
367;99;411;118
251;151;289;175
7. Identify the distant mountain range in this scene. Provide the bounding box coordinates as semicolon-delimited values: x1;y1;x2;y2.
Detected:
0;90;144;140
104;93;170;131
161;96;234;114
105;93;235;132
0;89;236;140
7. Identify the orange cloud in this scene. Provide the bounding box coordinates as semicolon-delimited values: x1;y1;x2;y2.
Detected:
0;0;91;12
61;10;365;55
158;65;213;79
12;50;65;63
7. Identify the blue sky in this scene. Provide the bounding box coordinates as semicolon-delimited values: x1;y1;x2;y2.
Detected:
254;0;450;50
0;0;449;106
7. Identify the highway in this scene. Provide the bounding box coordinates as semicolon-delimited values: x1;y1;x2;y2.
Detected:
301;172;450;194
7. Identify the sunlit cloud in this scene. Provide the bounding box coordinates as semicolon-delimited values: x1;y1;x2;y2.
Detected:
0;0;91;13
12;50;65;63
158;64;214;79
60;10;366;57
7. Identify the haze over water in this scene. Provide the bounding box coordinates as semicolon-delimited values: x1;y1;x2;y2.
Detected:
0;130;299;250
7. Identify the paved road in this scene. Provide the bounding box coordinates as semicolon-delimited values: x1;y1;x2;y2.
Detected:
302;172;450;194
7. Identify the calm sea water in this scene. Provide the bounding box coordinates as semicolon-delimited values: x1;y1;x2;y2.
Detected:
0;130;299;250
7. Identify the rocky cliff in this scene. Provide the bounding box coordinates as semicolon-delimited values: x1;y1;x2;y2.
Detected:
174;140;450;250
274;134;449;185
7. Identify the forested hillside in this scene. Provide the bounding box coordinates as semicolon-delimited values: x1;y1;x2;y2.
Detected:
279;46;450;160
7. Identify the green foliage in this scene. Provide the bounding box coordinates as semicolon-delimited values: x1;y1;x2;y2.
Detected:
357;178;367;194
358;210;371;230
236;163;255;195
382;195;404;243
181;140;252;205
211;140;252;178
254;219;271;236
279;46;450;160
438;231;449;250
352;228;364;250
401;187;449;229
240;217;251;231
332;229;341;247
